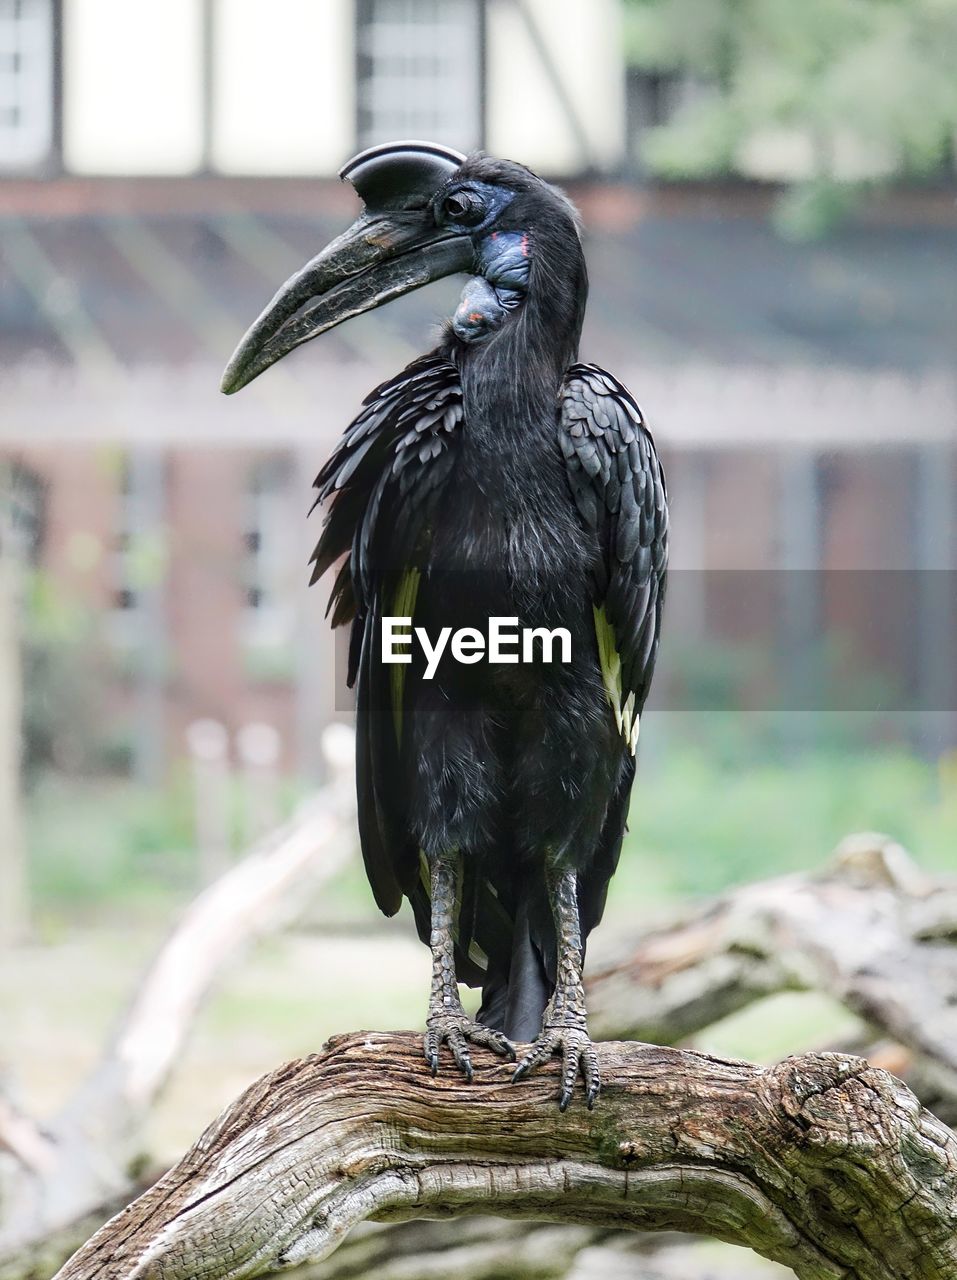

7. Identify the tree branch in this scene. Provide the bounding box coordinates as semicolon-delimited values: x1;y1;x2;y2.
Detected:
297;1219;782;1280
588;833;957;1103
67;742;355;1144
0;1091;54;1177
54;1032;957;1280
0;728;356;1265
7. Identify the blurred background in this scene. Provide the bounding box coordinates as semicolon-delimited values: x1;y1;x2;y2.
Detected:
0;2;955;1275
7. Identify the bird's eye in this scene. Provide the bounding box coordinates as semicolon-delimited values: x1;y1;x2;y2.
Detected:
442;190;484;226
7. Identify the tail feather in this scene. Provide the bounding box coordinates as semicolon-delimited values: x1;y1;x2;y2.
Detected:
477;896;550;1043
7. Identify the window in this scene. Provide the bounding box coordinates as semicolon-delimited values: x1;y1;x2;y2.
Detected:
0;462;45;564
357;0;481;152
243;457;294;649
109;452;165;647
113;459;139;615
0;0;54;172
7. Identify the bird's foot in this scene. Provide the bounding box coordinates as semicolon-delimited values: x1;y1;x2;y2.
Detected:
513;1020;601;1111
424;1005;515;1082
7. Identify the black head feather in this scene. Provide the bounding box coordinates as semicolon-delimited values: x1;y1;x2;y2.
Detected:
436;154;589;419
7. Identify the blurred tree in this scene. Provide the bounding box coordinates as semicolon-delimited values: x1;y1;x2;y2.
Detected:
623;0;957;236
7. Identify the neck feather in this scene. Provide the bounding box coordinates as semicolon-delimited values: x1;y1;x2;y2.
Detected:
453;235;587;427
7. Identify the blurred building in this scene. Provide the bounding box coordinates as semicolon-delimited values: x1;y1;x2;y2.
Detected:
0;0;625;179
1;0;955;781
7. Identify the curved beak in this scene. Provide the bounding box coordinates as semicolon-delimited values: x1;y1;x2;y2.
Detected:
221;141;471;394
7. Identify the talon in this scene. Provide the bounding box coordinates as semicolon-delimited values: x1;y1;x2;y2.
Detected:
424;1037;439;1075
450;1037;474;1082
512;1021;600;1109
485;1031;516;1060
424;1010;512;1082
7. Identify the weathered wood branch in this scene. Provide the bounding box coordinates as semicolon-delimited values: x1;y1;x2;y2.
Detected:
9;828;956;1280
0;1091;54;1178
297;1218;788;1280
0;728;356;1266
589;833;957;1102
55;1032;957;1280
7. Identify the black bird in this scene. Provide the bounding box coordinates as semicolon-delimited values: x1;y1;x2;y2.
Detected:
222;142;668;1109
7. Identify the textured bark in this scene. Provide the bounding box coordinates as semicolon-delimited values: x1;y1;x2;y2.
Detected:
4;1196;787;1280
0;1184;159;1280
297;1219;789;1280
55;1032;957;1280
588;833;957;1104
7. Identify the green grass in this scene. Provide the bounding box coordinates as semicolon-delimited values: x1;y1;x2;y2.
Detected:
609;737;957;915
26;772;195;924
25;766;307;928
24;735;957;929
693;991;865;1063
14;736;956;1174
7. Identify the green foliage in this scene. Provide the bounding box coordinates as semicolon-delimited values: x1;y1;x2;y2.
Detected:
696;990;865;1062
624;0;957;234
772;177;862;241
27;772;195;917
27;735;957;928
20;572;113;779
26;765;305;921
609;733;957;913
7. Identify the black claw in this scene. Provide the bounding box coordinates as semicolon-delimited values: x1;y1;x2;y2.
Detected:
511;1025;601;1110
425;1014;511;1083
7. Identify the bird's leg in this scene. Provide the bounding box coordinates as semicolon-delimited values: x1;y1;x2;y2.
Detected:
423;849;515;1081
513;863;600;1110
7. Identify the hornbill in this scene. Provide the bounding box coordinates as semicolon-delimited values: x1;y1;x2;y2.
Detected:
222;142;668;1109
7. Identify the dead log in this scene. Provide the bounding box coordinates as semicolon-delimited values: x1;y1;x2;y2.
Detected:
54;1032;957;1280
589;833;957;1105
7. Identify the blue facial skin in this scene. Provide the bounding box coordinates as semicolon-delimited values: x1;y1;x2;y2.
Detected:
434;180;517;236
453;230;531;343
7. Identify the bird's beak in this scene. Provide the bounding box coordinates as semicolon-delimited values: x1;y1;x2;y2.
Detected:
221;141;472;394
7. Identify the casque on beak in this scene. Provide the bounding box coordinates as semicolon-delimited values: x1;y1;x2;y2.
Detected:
220;141;472;394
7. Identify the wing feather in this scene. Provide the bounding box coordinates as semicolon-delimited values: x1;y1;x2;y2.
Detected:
559;364;668;944
309;353;463;918
560;364;669;754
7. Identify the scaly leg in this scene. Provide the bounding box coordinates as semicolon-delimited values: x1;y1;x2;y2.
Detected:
513;863;600;1110
423;849;515;1081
